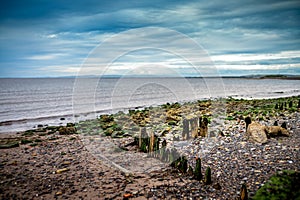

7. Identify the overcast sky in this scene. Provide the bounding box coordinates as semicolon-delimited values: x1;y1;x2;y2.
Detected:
0;0;299;77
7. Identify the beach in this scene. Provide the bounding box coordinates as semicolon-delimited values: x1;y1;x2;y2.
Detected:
1;96;299;199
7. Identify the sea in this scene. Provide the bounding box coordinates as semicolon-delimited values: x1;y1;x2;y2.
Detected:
0;77;299;133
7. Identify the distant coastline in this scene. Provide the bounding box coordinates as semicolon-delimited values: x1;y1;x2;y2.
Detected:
1;74;300;80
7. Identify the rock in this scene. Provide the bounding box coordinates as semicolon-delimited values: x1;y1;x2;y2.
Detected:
168;121;177;126
55;191;63;196
66;123;75;127
245;117;268;144
59;127;77;135
252;170;300;200
212;182;221;190
20;139;33;145
56;168;69;174
266;126;289;137
0;141;19;149
123;193;133;199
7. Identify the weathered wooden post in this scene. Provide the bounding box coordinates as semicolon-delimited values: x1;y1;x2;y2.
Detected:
140;127;149;153
181;157;188;173
161;140;167;162
204;167;212;184
148;130;155;156
194;157;202;180
182;118;189;140
165;149;171;162
289;100;293;108
281;122;287;129
240;183;248;200
279;103;283;110
199;117;208;137
153;136;160;158
190;117;199;138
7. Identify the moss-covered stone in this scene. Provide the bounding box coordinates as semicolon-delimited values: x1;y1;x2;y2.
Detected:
0;141;19;149
252;170;300;200
20;139;33;144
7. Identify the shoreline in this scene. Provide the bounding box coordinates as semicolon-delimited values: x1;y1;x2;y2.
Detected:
1;94;299;134
1;96;299;199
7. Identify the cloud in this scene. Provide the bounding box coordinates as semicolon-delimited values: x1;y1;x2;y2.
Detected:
0;0;299;77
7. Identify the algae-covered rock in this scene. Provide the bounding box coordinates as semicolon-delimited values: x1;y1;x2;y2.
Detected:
0;141;19;149
252;170;300;200
59;127;77;135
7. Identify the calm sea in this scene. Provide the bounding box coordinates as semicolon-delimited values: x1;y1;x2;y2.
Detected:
0;77;299;133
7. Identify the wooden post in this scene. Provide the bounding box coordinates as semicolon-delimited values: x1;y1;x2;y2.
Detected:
182;119;189;140
161;140;167;161
240;183;248;200
181;157;188;173
153;136;160;158
289;100;293;108
194;157;202;180
149;130;154;155
204;167;212;184
279;103;283;110
140;127;148;153
190;117;199;138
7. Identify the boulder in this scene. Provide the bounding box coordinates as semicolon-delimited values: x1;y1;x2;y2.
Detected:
245;117;268;144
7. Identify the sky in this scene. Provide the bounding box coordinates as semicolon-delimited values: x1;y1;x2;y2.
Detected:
0;0;299;77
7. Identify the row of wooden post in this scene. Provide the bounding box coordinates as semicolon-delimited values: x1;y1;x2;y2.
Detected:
275;99;300;110
136;125;248;200
136;127;212;184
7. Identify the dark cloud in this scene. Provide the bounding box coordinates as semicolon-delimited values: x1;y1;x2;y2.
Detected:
0;0;299;77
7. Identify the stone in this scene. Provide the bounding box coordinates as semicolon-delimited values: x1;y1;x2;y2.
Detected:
59;127;77;135
0;141;19;149
245;117;268;144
